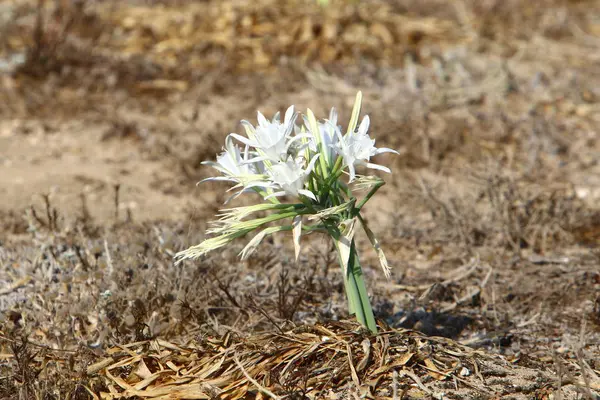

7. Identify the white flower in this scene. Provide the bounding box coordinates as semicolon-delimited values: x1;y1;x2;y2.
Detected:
201;136;269;201
334;115;399;182
305;107;340;166
230;105;301;163
266;155;320;200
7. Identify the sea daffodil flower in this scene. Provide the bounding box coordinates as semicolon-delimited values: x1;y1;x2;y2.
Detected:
266;155;320;200
305;107;341;166
201;136;270;202
334;115;399;182
230;105;299;163
177;92;399;334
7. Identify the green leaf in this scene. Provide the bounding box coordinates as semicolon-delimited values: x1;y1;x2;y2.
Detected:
306;108;331;180
336;217;358;275
240;226;291;260
346;91;363;137
292;215;302;261
308;199;355;222
175;229;250;263
358;214;391;279
217;203;302;222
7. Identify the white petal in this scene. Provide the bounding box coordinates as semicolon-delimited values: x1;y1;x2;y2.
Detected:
257;111;269;127
284;105;295;125
272;111;281;123
357;115;370;135
305;154;320;175
223;190;244;205
241;120;256;137
241;155;269;164
305;108;321;148
224;134;236;150
328;107;338;126
199;176;237;183
298;189;317;201
348;163;356;183
364;162;391;173
244;181;272;190
333;125;347;154
264;191;286;200
230;133;256;147
376;147;400;155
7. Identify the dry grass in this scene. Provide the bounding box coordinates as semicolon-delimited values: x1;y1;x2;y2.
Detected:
4;319;598;399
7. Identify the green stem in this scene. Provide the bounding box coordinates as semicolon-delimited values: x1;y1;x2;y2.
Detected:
326;163;344;187
355;181;385;211
332;237;378;334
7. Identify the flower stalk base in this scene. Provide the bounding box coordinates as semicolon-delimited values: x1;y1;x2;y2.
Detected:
336;240;378;334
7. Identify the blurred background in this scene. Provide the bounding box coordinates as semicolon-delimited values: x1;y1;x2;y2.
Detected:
1;0;599;396
1;0;599;226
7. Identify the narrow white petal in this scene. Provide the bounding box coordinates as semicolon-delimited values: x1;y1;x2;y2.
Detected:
357;115;370;135
230;133;256;147
240;226;290;260
284;105;295;125
364;162;391;173
328;107;338;125
306;108;321;146
200;176;237;183
272;111;281;123
224;183;246;192
224;134;236;150
348;163;356;183
257;111;269;127
241;155;270;164
241;121;256;138
223;190;245;205
305;154;321;175
333;124;347;151
264;191;286;200
298;189;317;201
376;147;400;155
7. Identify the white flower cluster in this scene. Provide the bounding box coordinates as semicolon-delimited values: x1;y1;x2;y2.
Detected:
178;92;396;289
203;96;398;204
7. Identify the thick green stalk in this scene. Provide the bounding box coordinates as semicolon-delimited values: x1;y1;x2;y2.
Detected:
332;237;378;333
347;240;378;333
